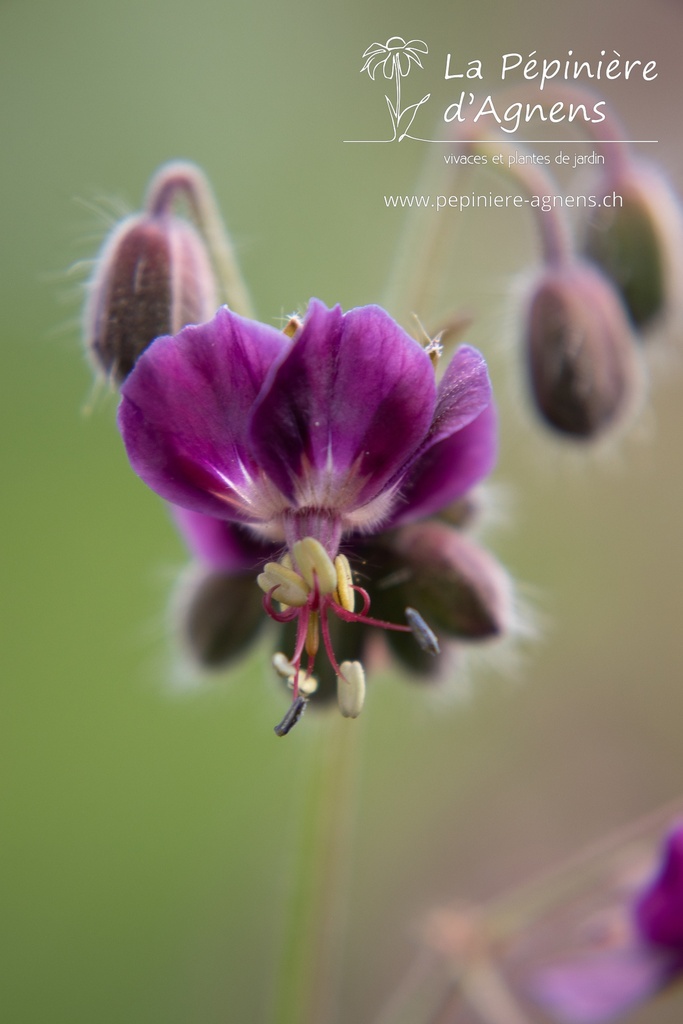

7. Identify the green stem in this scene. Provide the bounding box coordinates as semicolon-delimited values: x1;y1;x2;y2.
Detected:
270;713;362;1024
145;161;255;318
380;128;456;326
468;139;574;266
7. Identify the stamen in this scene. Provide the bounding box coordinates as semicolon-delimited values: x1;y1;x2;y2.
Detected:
334;554;355;612
274;695;307;737
405;607;440;655
263;588;300;623
273;654;319;696
257;562;308;606
282;315;302;338
289;671;318;697
337;661;366;718
425;338;443;368
305;611;320;658
412;313;443;368
260;539;440;725
276;554;294;609
292;537;337;594
272;651;296;678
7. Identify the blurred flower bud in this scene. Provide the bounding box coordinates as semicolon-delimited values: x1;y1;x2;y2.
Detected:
84;184;217;386
175;565;266;669
85;214;217;386
583;162;683;334
524;263;642;439
378;521;512;642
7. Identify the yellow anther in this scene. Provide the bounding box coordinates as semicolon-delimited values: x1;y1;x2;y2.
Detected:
273;653;319;696
292;537;337;595
272;652;297;678
257;562;309;607
275;553;295;608
411;313;443;368
336;660;366;719
283;315;302;338
334;554;355;612
291;671;318;697
425;338;443;369
305;611;320;658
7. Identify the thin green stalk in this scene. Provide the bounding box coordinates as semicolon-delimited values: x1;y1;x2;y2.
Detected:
270;712;362;1024
145;161;255;318
380;129;461;326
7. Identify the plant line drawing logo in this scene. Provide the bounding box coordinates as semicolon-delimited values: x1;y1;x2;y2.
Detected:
359;36;431;142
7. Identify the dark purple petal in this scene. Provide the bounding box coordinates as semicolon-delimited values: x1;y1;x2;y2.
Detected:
429;346;493;445
635;823;683;949
171;507;278;571
249;300;437;513
388;346;495;525
118;307;288;521
390;404;496;527
530;947;671;1023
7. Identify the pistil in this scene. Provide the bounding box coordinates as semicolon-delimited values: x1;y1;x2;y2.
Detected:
258;535;439;731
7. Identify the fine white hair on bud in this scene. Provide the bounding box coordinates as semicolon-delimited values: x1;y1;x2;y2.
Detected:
337;660;366;719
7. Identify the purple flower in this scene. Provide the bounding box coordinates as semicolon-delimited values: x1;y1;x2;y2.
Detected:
119;300;497;720
531;823;683;1023
172;503;512;703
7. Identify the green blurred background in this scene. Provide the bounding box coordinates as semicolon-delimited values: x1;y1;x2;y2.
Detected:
2;0;683;1021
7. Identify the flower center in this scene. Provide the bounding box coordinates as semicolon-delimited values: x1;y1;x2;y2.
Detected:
257;536;439;733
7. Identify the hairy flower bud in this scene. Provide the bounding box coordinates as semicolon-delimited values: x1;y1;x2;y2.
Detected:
388;522;512;641
175;566;266;669
583;163;683;334
524;263;642;439
85;206;216;385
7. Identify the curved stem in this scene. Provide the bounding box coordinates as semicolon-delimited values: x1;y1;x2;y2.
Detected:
381;86;635;322
270;713;362;1024
467;138;574;266
144;161;255;318
380;121;455;324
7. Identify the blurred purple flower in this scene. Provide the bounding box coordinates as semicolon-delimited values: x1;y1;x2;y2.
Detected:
531;823;683;1023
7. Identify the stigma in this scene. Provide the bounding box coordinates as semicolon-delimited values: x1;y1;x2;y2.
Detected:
257;536;439;733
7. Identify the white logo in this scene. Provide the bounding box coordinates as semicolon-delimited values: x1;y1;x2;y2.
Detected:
357;37;430;142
